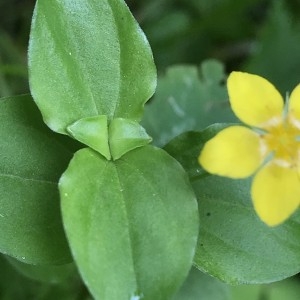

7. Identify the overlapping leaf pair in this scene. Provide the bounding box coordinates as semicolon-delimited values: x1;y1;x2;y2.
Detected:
26;0;199;299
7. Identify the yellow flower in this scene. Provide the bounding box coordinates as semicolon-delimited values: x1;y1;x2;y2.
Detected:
199;72;300;227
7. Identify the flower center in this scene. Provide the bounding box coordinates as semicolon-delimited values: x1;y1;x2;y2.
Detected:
261;119;300;167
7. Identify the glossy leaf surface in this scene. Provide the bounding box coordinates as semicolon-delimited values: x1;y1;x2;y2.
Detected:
109;118;152;160
164;125;300;284
60;146;198;300
29;0;156;134
0;95;77;264
67;115;110;160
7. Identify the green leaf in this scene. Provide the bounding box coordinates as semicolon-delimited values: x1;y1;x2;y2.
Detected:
164;125;300;284
59;146;198;300
109;118;152;160
173;267;230;300
29;0;156;135
68;117;152;161
0;95;78;264
142;60;235;147
67;115;111;160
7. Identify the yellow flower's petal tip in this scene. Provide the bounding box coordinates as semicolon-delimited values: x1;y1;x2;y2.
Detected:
252;164;300;227
227;71;247;81
227;71;283;127
199;126;263;178
255;205;299;227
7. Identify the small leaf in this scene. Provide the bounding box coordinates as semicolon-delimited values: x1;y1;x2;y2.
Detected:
67;115;110;160
164;126;300;284
0;95;78;264
109;118;152;160
60;146;198;300
67;117;152;161
29;0;156;134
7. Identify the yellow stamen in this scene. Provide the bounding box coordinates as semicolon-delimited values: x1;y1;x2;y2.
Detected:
261;120;300;166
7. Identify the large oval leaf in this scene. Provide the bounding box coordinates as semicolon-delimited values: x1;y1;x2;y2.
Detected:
0;95;79;264
29;0;156;134
164;126;300;284
59;146;198;300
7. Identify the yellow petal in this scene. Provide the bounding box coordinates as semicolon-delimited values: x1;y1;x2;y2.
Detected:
252;163;300;226
199;126;263;178
288;84;300;121
227;72;284;127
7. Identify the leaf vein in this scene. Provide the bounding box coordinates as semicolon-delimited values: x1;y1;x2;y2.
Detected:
0;173;56;185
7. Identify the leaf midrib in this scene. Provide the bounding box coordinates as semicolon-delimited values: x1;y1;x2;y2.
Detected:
0;173;56;185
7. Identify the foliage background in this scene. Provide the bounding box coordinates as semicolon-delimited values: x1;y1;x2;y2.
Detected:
1;0;300;299
2;0;300;96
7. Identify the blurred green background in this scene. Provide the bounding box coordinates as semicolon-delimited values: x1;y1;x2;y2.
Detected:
1;0;300;299
1;0;300;96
